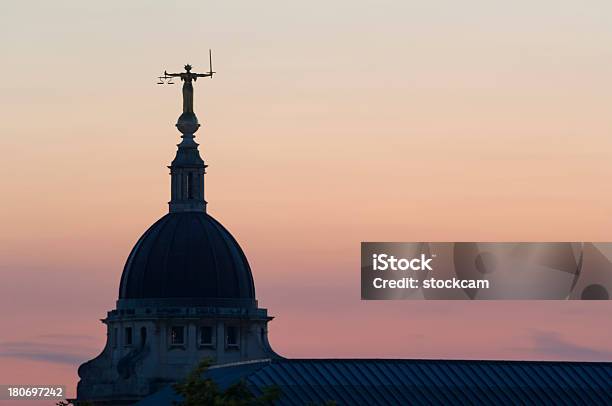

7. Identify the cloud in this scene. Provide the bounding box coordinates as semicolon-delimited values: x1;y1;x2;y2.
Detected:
35;333;97;342
0;336;99;366
0;349;84;365
524;330;612;361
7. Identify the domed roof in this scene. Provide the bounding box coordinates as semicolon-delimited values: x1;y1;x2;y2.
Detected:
118;212;255;307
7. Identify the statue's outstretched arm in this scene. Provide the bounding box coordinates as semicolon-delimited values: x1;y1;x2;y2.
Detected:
164;71;182;77
195;73;213;78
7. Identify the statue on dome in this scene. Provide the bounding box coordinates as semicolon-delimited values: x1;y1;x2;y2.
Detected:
159;50;215;113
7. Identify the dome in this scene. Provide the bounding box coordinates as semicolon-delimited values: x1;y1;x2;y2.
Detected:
118;212;255;307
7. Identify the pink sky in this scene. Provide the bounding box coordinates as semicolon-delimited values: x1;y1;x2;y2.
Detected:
1;1;612;402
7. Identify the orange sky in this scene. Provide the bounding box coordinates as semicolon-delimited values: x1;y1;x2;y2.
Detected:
1;0;612;402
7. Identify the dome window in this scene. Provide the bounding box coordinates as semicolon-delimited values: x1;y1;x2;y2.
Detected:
112;328;118;348
140;327;147;347
199;326;214;347
170;326;185;346
226;325;239;348
124;327;133;346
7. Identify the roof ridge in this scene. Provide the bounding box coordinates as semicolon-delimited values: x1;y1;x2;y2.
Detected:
271;358;612;365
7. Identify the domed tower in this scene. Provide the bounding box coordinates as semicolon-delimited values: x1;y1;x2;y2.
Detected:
76;64;276;405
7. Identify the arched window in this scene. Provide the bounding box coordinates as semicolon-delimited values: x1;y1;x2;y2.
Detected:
124;327;133;346
226;325;239;348
199;326;213;346
140;327;147;347
187;172;194;199
171;326;185;346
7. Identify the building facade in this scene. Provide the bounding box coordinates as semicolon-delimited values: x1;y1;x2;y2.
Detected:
76;69;277;405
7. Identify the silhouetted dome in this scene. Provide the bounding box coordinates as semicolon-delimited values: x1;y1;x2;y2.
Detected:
118;212;255;307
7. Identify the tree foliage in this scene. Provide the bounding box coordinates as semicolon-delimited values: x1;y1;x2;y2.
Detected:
173;359;281;406
56;400;92;406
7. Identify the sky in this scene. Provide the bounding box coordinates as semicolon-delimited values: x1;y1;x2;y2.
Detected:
1;0;612;402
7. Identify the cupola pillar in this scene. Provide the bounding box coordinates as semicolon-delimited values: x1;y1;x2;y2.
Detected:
168;112;207;213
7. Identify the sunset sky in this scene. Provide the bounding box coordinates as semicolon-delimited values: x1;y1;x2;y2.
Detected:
1;0;612;402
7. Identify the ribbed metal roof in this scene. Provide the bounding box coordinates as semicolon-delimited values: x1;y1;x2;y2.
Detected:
136;358;612;405
239;359;612;405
